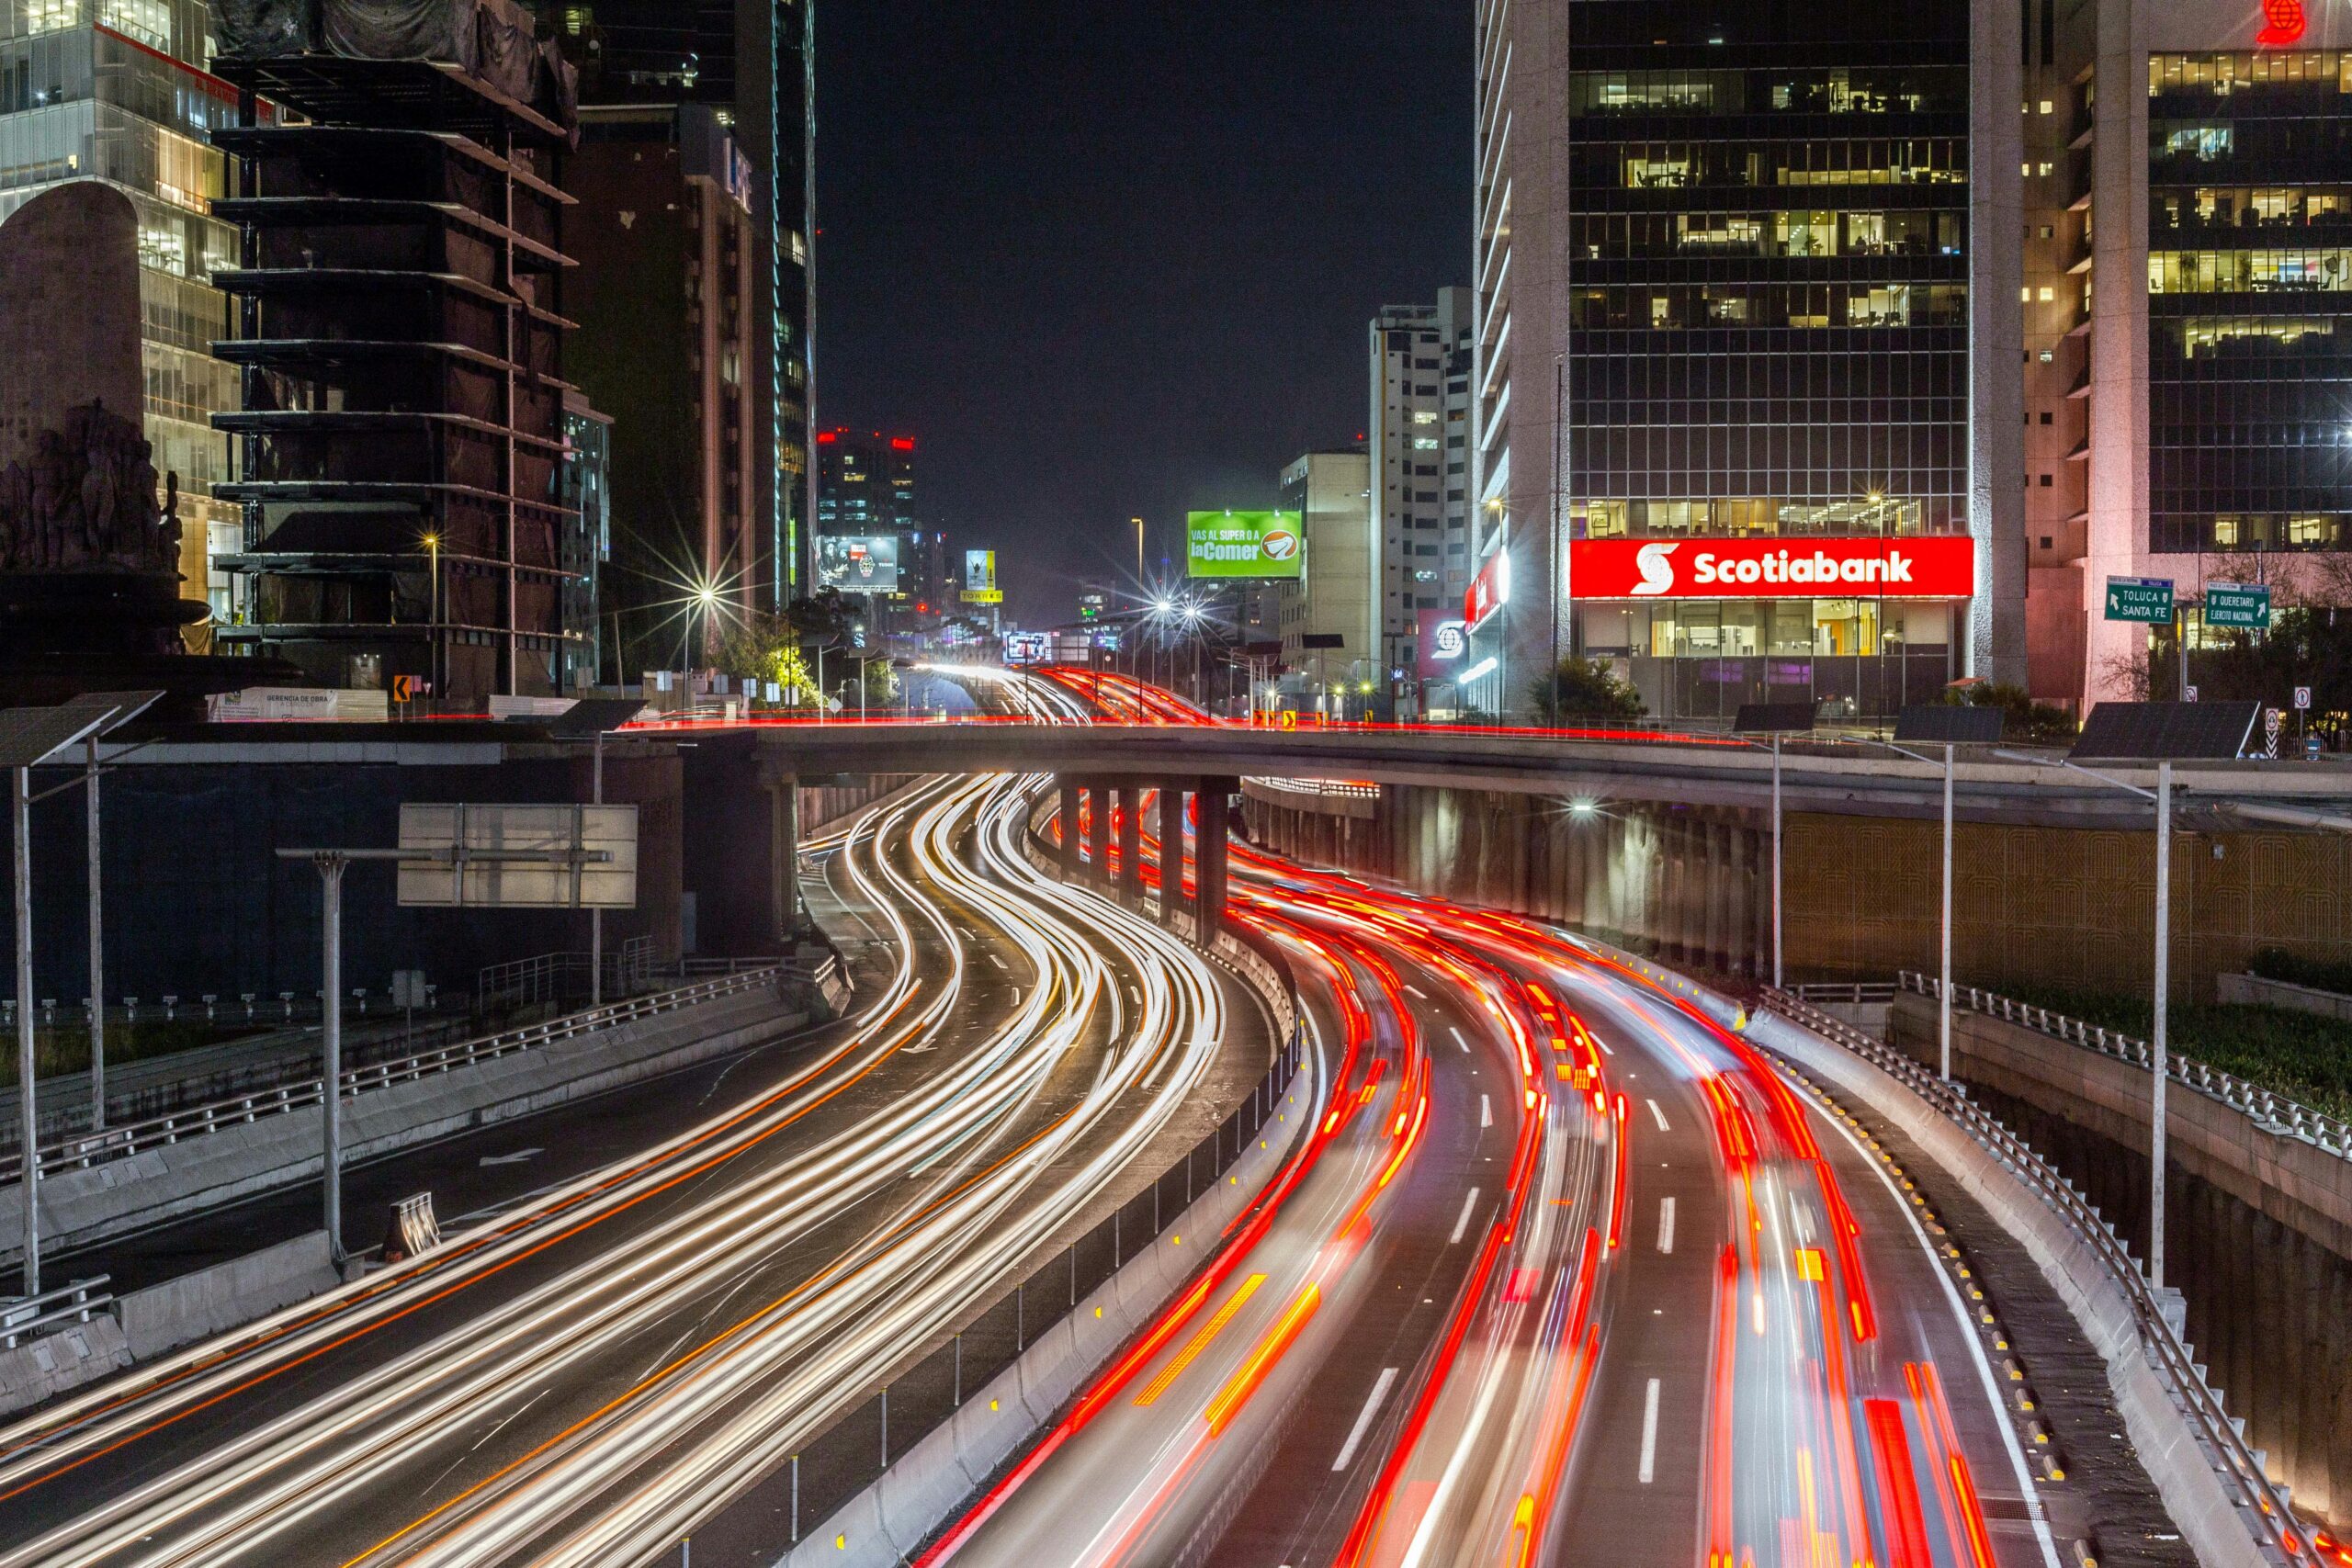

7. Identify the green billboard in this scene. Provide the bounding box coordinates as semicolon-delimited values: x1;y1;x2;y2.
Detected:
1186;511;1304;580
2104;576;2175;624
2204;582;2272;630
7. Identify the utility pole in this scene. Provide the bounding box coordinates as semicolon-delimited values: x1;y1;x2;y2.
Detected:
1770;736;1783;989
303;852;350;1264
85;735;104;1131
2152;761;2173;1292
14;764;36;1295
590;730;604;1007
1939;741;1954;1080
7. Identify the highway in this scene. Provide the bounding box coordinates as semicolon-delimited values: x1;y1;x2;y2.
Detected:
0;764;1270;1567
905;666;2065;1568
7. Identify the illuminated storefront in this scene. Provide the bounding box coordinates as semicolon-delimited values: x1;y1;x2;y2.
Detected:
1570;534;1974;722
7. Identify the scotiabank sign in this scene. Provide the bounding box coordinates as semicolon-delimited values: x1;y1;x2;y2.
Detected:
1464;552;1510;630
1568;536;1975;600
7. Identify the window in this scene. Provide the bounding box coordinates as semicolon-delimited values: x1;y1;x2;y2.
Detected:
2040;536;2053;548
2040;412;2053;424
2039;474;2054;487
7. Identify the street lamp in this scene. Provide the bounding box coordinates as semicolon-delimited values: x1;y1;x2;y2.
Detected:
421;533;440;705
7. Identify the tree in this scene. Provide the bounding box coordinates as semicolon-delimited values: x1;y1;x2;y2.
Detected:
715;612;817;706
1529;656;1645;723
1944;681;2077;743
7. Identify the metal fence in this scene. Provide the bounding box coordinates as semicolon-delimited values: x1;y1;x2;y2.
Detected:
771;1024;1306;1546
1761;986;2318;1563
20;966;786;1179
478;936;659;1010
1897;970;2352;1162
1788;980;1896;1006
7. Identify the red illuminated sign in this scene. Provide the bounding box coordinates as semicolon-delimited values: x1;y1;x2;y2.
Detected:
1464;552;1510;631
2259;0;2306;46
1568;536;1975;600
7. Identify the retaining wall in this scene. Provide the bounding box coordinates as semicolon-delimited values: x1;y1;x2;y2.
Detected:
1891;990;2352;1526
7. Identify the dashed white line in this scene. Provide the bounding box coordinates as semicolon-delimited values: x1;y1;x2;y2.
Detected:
1406;985;1429;1000
1637;1378;1661;1483
1479;1093;1493;1129
1449;1187;1482;1245
1657;1196;1677;1255
1646;1098;1670;1133
1449;1027;1469;1054
1332;1368;1400;1471
987;953;1008;970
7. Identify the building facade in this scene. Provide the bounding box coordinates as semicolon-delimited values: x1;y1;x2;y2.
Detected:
564;101;757;676
1274;449;1375;708
1371;288;1476;713
0;0;243;639
1475;0;2023;725
552;0;813;607
817;426;939;644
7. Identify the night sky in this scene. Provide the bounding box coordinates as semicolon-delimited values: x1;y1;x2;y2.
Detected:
814;4;1474;626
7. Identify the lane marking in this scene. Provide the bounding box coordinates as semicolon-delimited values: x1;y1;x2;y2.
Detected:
1657;1196;1677;1255
477;1148;541;1168
1645;1098;1670;1132
1449;1187;1482;1245
1332;1367;1400;1471
1638;1377;1661;1483
987;953;1009;970
1479;1093;1493;1129
1449;1027;1469;1054
1406;985;1428;1000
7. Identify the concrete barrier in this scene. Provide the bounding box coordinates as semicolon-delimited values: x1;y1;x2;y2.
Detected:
2217;971;2352;1023
0;987;817;1263
776;1066;1313;1567
0;1311;128;1416
115;1230;339;1362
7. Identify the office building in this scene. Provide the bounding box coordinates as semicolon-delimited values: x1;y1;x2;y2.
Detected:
817;426;943;643
1473;0;2019;724
2073;1;2352;705
564;101;758;675
0;0;243;640
208;5;582;701
552;0;813;605
560;388;611;689
1371;288;1476;713
1273;449;1374;705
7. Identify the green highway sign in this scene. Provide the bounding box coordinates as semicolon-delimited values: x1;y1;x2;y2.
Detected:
1186;511;1305;580
2204;581;2272;630
2104;576;2175;624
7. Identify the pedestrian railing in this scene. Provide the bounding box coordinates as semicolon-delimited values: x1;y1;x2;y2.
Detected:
0;1276;112;1351
17;966;786;1181
1898;970;2352;1160
1761;987;2318;1564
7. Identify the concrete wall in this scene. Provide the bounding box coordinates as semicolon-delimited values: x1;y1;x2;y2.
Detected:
1242;778;2352;999
1890;991;2352;1524
0;982;812;1263
2218;972;2352;1023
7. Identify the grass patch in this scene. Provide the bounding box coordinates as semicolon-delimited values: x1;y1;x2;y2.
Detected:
0;1019;268;1091
1989;979;2352;1122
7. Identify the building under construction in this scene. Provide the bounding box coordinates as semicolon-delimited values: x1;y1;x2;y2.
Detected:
208;1;586;704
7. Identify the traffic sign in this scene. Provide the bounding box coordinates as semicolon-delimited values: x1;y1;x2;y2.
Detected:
2204;581;2272;630
2105;577;2175;623
2184;685;2199;703
2267;708;2285;759
392;674;414;704
2296;686;2313;710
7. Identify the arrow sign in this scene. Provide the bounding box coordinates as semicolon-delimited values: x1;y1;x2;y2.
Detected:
2105;577;2175;623
2204;581;2272;630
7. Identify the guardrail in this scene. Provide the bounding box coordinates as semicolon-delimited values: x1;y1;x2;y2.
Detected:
21;967;786;1180
1761;986;2318;1563
1790;980;1897;1005
0;1276;112;1351
1897;970;2352;1160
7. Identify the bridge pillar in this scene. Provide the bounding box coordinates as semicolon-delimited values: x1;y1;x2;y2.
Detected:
1195;776;1238;938
1057;778;1081;880
1116;784;1142;905
760;766;800;944
1157;782;1185;926
1085;778;1113;886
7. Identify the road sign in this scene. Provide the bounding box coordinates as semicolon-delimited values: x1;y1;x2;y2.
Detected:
396;804;638;908
392;675;413;704
2267;708;2285;759
2204;581;2272;630
2105;577;2175;623
2184;685;2199;703
2296;686;2313;710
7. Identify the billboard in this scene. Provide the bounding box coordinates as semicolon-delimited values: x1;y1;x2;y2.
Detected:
1004;631;1052;664
1464;551;1510;631
1415;609;1467;681
816;535;901;593
1567;536;1975;600
1186;511;1304;580
963;548;1002;604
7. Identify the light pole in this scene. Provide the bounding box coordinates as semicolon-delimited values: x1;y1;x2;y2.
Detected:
423;533;441;706
13;762;34;1294
85;736;103;1131
1771;735;1782;989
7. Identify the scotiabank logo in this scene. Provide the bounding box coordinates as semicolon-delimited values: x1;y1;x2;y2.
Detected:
1571;536;1975;600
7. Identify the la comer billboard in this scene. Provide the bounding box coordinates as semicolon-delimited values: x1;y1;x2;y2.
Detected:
1568;536;1975;600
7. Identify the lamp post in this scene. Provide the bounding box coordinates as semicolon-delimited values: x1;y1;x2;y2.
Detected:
423;533;440;706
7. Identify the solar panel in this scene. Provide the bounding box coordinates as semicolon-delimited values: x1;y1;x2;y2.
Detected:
0;706;116;769
2071;700;2259;761
1733;702;1815;735
540;698;656;739
1894;705;2004;744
